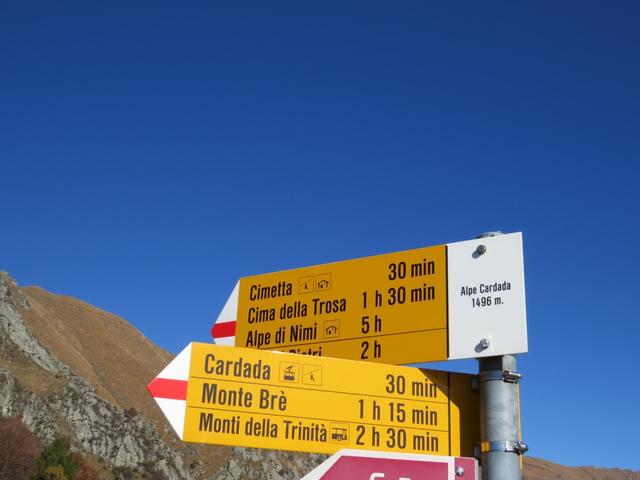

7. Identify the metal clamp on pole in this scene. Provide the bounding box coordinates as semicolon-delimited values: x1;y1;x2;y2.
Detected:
502;370;522;384
480;441;529;455
478;370;522;384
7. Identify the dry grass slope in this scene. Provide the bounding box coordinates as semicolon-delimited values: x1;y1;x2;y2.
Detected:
13;284;232;475
524;457;640;480
20;286;171;425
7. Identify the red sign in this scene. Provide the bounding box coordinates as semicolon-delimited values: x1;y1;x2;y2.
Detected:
302;449;477;480
321;455;446;479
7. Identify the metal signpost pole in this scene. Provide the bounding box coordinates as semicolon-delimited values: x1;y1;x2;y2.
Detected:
476;232;527;480
479;354;525;480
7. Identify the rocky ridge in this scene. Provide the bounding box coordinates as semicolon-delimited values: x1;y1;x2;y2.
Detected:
0;272;191;478
0;272;324;479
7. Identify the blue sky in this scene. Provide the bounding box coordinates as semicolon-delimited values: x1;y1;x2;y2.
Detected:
2;1;639;471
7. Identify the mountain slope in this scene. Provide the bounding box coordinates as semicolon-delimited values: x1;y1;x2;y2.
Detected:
524;457;639;480
0;272;324;478
19;285;172;430
0;271;637;479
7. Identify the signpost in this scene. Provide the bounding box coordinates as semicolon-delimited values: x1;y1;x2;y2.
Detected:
211;232;526;365
301;449;478;480
149;231;528;480
148;342;479;456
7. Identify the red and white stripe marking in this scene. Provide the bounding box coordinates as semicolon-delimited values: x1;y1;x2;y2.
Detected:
146;343;192;439
210;281;238;346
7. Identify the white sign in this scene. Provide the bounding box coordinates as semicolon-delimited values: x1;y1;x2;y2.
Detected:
448;232;528;359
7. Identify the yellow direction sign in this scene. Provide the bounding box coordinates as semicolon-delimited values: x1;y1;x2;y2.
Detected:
212;232;527;365
148;343;479;456
236;244;447;363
